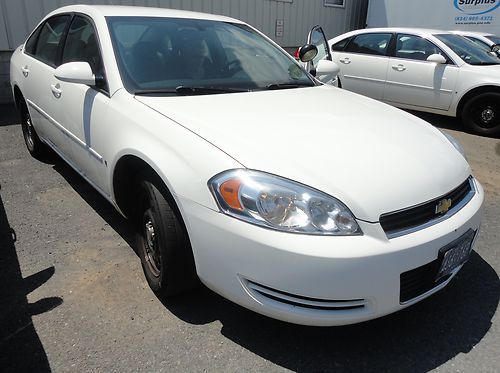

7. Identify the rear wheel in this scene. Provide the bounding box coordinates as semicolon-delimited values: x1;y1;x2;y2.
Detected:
19;98;49;158
136;177;199;297
461;92;500;137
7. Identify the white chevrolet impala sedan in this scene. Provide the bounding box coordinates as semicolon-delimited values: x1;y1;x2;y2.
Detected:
11;5;484;326
328;28;500;137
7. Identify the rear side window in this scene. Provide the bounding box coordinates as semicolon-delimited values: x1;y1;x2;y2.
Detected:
33;15;70;66
24;26;42;55
345;33;392;56
331;37;350;52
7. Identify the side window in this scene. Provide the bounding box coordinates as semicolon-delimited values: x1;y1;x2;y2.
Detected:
33;15;70;66
345;33;392;56
464;36;491;51
331;37;350;52
24;25;43;55
62;16;104;76
394;34;442;61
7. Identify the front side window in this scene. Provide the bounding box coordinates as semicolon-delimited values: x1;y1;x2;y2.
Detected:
394;34;442;61
33;15;70;66
436;34;500;65
62;16;104;76
106;17;314;94
345;33;392;56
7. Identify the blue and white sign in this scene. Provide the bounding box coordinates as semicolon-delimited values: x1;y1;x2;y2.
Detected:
454;0;498;26
454;0;499;15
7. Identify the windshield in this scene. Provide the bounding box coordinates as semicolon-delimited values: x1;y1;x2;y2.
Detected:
436;34;500;65
106;16;314;94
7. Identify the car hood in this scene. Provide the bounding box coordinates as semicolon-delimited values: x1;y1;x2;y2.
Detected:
135;85;471;222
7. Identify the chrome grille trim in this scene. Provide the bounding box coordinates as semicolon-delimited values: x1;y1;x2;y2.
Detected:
381;177;476;239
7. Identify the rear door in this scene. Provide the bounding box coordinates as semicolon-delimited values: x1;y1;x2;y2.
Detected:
331;32;392;100
19;15;71;152
383;33;459;111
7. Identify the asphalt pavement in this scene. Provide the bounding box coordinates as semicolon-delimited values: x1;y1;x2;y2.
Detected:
0;104;498;372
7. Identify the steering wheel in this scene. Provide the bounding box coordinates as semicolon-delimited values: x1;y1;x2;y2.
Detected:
221;59;243;76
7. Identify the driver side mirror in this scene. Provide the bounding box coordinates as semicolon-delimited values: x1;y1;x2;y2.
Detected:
54;62;96;86
427;54;447;64
315;60;340;84
298;44;318;62
491;44;500;55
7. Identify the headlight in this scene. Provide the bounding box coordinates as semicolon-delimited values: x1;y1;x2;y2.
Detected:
441;131;466;159
209;170;361;235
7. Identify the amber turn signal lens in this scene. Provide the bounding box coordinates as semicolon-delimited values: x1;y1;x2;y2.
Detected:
219;179;243;210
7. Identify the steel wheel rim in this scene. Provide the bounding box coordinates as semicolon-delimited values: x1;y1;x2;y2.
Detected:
24;111;35;150
473;102;499;129
143;215;161;277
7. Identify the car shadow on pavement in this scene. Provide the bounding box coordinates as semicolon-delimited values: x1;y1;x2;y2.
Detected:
51;160;136;249
407;110;464;132
0;104;20;127
0;185;63;372
165;252;499;372
47;149;499;372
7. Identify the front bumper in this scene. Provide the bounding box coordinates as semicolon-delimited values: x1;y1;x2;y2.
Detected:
179;179;484;326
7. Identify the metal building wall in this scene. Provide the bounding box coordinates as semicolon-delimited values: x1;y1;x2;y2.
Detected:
0;0;368;51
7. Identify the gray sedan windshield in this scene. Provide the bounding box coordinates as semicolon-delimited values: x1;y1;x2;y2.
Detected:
436;34;500;65
106;16;314;94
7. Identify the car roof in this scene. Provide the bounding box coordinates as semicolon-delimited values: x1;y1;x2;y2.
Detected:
329;27;462;43
47;4;242;23
451;30;494;37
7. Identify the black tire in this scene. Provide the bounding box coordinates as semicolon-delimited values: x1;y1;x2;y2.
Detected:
461;92;500;137
136;177;199;297
19;98;50;158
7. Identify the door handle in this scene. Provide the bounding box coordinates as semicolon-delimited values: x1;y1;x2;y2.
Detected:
392;64;406;72
51;83;62;98
21;65;29;77
340;57;351;64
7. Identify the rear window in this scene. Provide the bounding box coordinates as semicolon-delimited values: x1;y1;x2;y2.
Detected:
345;33;392;56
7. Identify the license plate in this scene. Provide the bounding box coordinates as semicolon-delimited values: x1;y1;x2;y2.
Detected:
436;230;475;281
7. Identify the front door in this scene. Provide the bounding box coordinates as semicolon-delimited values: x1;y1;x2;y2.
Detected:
383;34;459;111
50;15;110;193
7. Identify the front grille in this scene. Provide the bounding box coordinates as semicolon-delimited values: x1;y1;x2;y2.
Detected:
246;280;366;311
400;259;451;303
380;177;474;238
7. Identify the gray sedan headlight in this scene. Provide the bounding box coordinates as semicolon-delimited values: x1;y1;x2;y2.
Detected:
209;170;361;235
441;131;466;159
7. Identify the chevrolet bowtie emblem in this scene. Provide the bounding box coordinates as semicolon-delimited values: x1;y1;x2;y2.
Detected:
435;198;452;215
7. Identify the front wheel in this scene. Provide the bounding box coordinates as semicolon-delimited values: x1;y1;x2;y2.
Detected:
461;92;500;137
136;178;199;297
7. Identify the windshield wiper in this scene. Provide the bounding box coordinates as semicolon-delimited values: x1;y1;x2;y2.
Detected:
469;61;500;66
134;86;249;96
175;86;250;95
264;82;315;90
